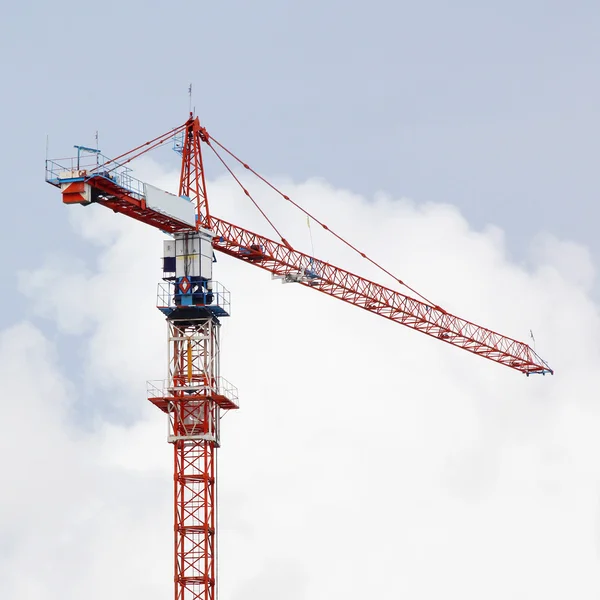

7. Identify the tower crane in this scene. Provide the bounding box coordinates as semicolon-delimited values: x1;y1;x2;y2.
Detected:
45;114;553;600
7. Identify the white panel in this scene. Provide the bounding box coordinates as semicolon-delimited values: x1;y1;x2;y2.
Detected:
163;240;175;258
175;256;184;278
144;183;196;227
201;255;213;280
176;255;201;278
171;230;213;280
198;227;214;241
191;255;200;277
175;234;200;256
200;238;212;258
59;170;87;179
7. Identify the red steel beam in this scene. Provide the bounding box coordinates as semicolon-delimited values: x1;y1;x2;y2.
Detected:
210;217;552;376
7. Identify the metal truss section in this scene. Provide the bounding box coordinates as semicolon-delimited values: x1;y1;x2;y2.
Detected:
149;314;238;600
211;217;552;375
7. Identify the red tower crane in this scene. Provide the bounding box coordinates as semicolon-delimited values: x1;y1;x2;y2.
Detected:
46;114;553;600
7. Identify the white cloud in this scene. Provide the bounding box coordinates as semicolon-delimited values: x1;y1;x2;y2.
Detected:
2;162;600;599
531;232;596;292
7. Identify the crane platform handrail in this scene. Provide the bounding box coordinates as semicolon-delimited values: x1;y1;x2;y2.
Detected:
45;154;146;201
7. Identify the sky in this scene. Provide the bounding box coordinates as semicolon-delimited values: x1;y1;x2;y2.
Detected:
1;1;600;598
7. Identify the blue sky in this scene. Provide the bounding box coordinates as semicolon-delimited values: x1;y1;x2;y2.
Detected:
2;2;600;598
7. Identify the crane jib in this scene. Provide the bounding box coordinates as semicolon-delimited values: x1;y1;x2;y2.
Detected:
211;217;553;376
45;159;553;376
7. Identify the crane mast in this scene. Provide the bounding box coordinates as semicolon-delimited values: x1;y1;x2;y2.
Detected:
148;229;237;600
45;113;553;600
150;123;237;600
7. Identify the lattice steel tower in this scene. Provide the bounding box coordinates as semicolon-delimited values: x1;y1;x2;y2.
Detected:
148;229;238;600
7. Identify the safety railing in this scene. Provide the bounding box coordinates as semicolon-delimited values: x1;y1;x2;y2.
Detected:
172;131;185;155
156;280;231;316
45;153;146;200
216;377;239;407
147;379;165;400
146;376;239;409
